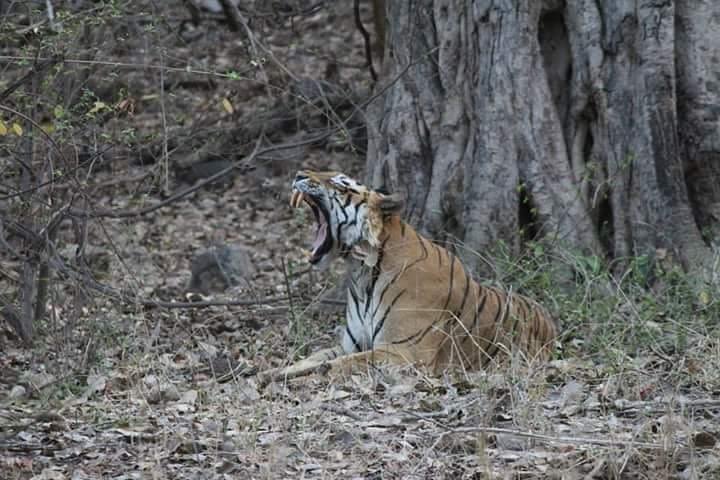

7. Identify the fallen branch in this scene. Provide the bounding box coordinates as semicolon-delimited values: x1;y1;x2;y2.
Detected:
402;409;687;451
437;425;682;451
586;398;720;416
320;403;363;421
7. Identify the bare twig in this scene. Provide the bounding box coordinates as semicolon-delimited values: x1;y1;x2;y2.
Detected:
18;263;36;345
354;0;377;82
44;0;59;31
33;254;50;323
159;54;170;194
218;0;244;31
281;257;298;327
320;403;363;421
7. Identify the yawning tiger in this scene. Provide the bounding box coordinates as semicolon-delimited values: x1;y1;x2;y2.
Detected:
259;170;558;384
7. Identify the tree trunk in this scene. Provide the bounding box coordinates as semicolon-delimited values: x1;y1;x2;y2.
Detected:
366;0;717;274
676;0;720;246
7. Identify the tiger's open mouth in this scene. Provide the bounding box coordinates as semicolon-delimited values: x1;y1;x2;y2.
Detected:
291;190;333;264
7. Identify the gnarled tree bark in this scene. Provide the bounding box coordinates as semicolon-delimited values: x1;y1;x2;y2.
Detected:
366;0;718;274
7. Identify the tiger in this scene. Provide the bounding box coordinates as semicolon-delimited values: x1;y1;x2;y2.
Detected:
258;170;558;385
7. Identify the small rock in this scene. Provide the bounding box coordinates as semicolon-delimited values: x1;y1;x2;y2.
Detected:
21;372;56;390
143;374;159;388
161;383;181;402
693;431;717;449
86;374;107;394
179;389;198;405
9;385;26;399
146;387;163;404
188;244;256;294
175;159;234;187
560;380;585;406
146;382;181;404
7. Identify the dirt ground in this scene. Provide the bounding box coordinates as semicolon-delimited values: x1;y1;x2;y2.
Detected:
1;2;719;479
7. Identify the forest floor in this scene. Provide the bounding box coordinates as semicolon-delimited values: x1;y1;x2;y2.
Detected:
1;2;719;479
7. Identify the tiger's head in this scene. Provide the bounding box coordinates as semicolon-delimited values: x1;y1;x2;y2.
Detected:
290;170;404;265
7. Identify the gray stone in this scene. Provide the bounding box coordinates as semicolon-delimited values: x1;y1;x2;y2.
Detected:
188;244;256;294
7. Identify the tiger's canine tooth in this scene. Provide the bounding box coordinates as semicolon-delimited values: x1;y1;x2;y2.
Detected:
290;191;304;208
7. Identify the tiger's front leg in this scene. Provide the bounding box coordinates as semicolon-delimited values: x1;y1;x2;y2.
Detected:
257;345;416;387
257;346;345;386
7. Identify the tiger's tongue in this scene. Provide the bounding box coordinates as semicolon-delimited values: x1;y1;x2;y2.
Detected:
311;222;328;255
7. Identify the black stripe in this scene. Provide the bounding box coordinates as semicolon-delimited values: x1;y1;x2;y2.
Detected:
363;237;388;317
342;218;358;241
404;231;429;270
335;220;346;244
515;298;533;345
482;290;509;360
368;265;407;322
456;268;471;322
506;294;523;342
345;325;362;352
332;194;348;216
439;266;471;339
333;196;349;242
343;194;353;208
372;289;406;343
435;244;443;267
392;319;434;345
400;221;406;237
462;285;488;347
439;253;457;316
348;278;364;325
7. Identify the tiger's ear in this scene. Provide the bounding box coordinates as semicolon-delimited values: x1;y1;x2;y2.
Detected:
366;191;404;247
374;191;405;214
